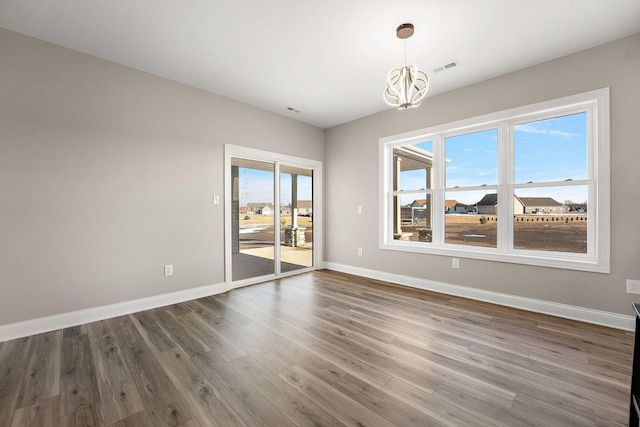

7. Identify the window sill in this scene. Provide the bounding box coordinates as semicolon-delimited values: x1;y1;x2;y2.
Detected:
379;241;609;273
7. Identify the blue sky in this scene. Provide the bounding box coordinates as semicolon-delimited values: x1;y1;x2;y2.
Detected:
237;168;312;206
514;112;587;184
400;112;587;205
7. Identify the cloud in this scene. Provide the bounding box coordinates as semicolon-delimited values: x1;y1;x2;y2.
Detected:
515;123;581;139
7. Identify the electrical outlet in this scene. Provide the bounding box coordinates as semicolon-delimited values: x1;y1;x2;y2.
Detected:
213;195;220;205
452;258;460;269
164;264;173;276
627;279;640;294
357;206;363;214
357;248;363;256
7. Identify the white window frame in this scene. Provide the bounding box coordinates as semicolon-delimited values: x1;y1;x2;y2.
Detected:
379;88;610;273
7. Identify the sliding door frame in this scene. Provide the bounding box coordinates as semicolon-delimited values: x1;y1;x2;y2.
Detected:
224;144;323;289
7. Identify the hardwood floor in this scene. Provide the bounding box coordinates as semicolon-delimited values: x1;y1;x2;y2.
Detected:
0;270;633;426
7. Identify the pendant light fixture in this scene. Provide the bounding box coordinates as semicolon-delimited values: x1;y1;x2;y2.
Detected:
384;23;429;109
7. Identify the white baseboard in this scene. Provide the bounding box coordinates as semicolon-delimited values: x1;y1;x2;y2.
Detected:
2;264;634;342
324;262;634;331
0;282;228;342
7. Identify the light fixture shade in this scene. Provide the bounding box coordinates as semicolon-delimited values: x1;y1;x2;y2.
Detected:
384;64;429;109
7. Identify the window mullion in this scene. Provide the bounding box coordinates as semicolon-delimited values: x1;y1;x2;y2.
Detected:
432;134;445;245
587;105;597;257
498;121;513;253
386;144;395;244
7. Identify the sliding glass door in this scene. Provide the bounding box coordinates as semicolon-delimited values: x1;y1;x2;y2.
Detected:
230;158;275;281
225;145;321;288
280;165;313;274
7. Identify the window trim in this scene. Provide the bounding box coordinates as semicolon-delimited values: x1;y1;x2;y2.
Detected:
379;88;610;273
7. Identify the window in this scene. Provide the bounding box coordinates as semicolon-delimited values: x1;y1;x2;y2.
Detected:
379;89;609;272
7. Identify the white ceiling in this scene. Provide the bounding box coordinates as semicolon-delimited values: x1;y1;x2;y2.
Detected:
1;1;639;129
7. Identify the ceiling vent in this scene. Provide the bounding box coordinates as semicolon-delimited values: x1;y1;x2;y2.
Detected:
433;60;460;73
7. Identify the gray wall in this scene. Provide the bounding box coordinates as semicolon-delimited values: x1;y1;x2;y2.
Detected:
0;29;324;325
325;33;640;316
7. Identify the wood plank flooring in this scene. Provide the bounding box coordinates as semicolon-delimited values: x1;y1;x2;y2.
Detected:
0;270;634;426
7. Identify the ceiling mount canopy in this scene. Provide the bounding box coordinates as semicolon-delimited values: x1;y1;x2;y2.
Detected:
396;23;414;39
383;23;429;110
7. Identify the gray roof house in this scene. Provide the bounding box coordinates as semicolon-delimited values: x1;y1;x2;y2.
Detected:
476;194;565;215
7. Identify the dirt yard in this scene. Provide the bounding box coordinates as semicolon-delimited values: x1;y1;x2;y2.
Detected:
238;215;313;250
399;214;587;253
238;214;587;254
